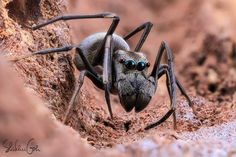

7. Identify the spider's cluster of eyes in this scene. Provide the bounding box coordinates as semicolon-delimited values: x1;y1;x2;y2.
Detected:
119;58;150;71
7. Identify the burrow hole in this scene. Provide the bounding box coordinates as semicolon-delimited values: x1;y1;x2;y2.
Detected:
6;0;42;26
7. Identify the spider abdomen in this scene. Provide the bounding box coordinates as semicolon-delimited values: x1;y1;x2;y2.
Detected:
74;32;130;70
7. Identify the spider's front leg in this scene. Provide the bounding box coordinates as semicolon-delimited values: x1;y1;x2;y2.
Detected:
145;41;194;130
63;70;103;124
102;35;114;119
62;46;105;124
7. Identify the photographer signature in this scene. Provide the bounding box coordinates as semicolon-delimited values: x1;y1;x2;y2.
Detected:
2;138;40;155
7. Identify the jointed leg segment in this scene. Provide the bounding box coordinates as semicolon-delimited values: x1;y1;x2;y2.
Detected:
12;13;120;62
124;22;153;51
32;12;120;63
152;64;193;129
31;12;120;64
103;35;113;119
32;12;119;30
63;70;103;124
158;64;193;106
158;64;196;114
157;65;177;129
10;45;75;62
145;41;179;130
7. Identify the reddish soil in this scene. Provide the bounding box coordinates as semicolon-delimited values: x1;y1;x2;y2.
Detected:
0;0;236;156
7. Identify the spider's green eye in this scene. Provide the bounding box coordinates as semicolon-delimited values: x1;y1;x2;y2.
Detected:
124;60;136;70
137;61;146;71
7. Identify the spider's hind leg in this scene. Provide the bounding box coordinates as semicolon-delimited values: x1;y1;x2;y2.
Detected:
175;78;196;114
145;42;194;130
157;65;177;129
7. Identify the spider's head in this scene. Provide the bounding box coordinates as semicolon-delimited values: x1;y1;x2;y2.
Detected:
113;50;150;75
113;50;155;112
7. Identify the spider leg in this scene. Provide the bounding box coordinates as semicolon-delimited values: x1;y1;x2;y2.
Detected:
175;79;195;110
32;12;119;30
157;65;179;129
10;45;75;62
103;35;113;119
123;22;153;51
76;47;98;77
93;15;119;63
145;41;177;130
146;64;195;130
63;70;103;124
157;65;176;129
31;12;119;65
159;64;193;108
